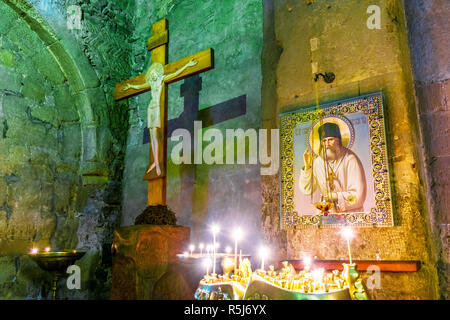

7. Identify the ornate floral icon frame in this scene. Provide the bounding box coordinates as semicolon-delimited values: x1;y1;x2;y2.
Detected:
279;92;394;229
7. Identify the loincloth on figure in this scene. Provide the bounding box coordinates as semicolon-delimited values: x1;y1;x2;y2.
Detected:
147;105;161;128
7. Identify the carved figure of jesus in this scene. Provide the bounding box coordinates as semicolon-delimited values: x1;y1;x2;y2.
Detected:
123;59;198;176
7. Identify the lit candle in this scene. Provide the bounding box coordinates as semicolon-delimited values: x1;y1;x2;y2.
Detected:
225;246;232;254
312;268;324;285
211;225;220;275
44;247;51;252
341;227;354;264
303;256;312;272
199;243;204;256
30;248;38;254
189;244;195;256
222;257;234;278
232;227;242;276
259;246;269;271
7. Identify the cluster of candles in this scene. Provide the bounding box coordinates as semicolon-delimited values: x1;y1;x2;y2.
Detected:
181;225;248;277
200;226;356;291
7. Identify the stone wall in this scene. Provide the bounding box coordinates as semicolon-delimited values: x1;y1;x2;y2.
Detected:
404;0;450;299
0;0;133;299
261;0;441;299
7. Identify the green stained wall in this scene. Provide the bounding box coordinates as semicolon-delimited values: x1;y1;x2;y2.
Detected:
0;0;132;299
121;0;264;251
0;0;79;298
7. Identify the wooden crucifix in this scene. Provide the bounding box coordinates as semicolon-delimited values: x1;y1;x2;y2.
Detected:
114;19;214;206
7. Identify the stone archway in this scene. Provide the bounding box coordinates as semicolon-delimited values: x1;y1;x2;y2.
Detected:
3;0;112;183
0;0;121;299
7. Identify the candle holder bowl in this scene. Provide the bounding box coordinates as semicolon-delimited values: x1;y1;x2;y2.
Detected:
29;250;86;300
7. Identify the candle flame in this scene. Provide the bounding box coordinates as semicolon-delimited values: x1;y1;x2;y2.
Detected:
44;247;51;252
30;248;38;254
204;258;212;268
303;256;312;266
341;227;354;240
211;224;220;235
259;246;269;258
233;227;243;241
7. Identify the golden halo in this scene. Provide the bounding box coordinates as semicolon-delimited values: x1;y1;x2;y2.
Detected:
307;115;355;157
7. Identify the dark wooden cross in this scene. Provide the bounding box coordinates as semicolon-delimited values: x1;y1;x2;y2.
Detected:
114;19;214;206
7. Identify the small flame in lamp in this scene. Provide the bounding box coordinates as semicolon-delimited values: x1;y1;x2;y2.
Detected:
30;248;38;255
44;247;51;252
222;257;234;277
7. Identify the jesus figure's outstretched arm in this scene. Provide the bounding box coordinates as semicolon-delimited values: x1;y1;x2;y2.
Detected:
164;59;198;82
122;82;150;91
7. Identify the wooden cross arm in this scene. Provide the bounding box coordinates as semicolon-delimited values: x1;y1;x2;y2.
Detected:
114;48;214;101
114;75;152;101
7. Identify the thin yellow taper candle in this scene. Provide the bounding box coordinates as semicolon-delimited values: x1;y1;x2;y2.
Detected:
347;238;352;264
211;225;220;275
341;227;354;264
233;228;242;276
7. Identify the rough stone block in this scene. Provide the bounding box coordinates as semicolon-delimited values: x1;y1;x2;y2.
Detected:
0;49;14;68
2;95;28;119
6;19;45;54
111;225;190;300
22;76;47;103
7;145;30;163
48;40;100;89
416;80;449;114
430;156;450;187
54;85;79;122
0;2;18;35
61;122;82;161
30;49;66;86
30;105;59;127
0;66;22;93
420;111;450;157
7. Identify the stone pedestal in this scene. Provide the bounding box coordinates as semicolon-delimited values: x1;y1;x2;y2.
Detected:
110;225;190;300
